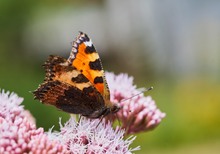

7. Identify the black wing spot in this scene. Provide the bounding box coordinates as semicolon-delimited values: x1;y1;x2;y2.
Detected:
83;86;94;94
94;76;103;84
72;74;89;83
89;59;102;71
85;45;96;54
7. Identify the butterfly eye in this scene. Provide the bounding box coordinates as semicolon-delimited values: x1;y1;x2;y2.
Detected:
111;104;120;113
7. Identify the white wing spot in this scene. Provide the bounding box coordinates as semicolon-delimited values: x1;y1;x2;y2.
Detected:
84;40;93;47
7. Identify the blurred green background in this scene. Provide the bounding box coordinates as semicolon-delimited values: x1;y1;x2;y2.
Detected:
0;0;220;153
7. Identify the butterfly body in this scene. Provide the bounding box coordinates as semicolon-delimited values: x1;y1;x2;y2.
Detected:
33;32;120;118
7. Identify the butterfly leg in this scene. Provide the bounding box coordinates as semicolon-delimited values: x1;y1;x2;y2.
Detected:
95;115;104;128
77;115;82;124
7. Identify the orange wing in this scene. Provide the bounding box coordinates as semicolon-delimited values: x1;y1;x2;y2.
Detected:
67;32;110;99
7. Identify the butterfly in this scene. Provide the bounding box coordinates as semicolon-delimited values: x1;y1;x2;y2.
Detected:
33;32;120;118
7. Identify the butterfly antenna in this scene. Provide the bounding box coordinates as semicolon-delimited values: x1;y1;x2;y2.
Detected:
120;86;153;102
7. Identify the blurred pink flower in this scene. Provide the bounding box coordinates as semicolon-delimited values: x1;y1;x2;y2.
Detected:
0;90;67;154
105;72;166;134
48;117;140;154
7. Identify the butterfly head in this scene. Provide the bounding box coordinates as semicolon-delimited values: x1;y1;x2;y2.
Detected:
104;98;121;114
110;103;121;114
87;104;120;119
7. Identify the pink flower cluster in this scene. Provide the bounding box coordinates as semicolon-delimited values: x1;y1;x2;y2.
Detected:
105;72;166;134
0;89;139;154
0;90;67;154
48;117;140;154
0;72;165;153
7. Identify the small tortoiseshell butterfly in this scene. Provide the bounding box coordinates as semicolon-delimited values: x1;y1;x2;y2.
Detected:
33;32;120;118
